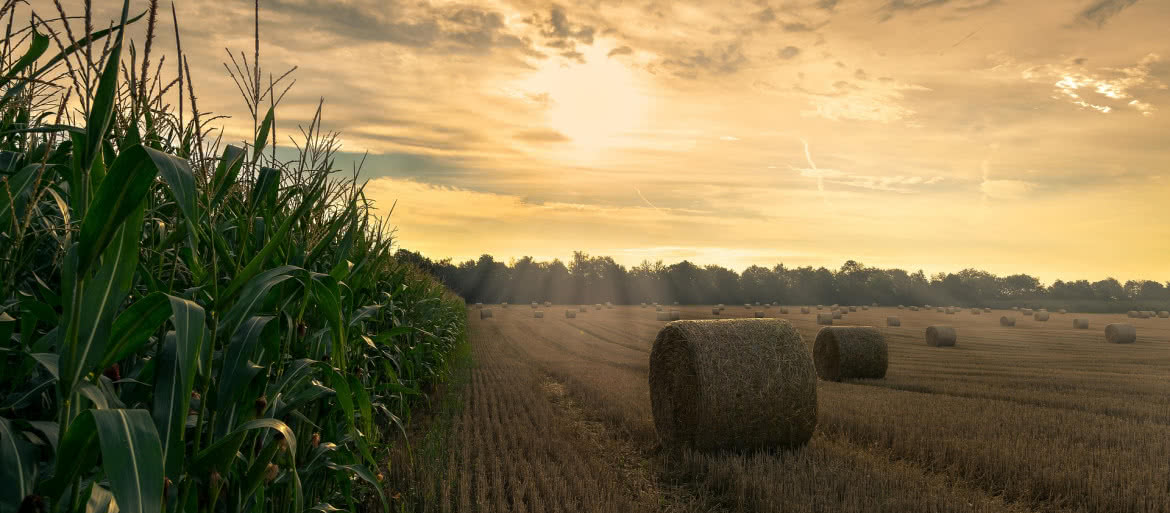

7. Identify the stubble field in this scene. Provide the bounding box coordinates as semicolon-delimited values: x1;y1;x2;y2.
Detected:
410;305;1170;513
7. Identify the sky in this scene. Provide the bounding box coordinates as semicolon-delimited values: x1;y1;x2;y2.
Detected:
49;0;1170;282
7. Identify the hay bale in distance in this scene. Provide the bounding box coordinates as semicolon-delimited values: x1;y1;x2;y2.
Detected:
579;306;587;312
649;319;817;451
886;316;900;327
983;307;992;313
971;309;981;315
565;310;577;319
656;311;671;321
925;326;957;347
1105;323;1136;344
656;305;663;312
670;310;681;321
862;305;869;310
1159;311;1170;318
817;313;834;325
595;304;602;310
1000;316;1015;327
832;311;843;320
754;311;765;318
475;302;483;309
711;307;720;315
801;307;811;314
817;305;824;310
1021;308;1033;316
531;302;538;309
897;305;905;310
1126;310;1139;318
1072;318;1089;329
924;304;932;309
779;307;789;314
936;307;944;312
849;306;858;312
544;301;552;307
1138;311;1151;319
534;311;544;318
1058;308;1067;314
479;309;493;319
1011;306;1018;311
813;327;888;381
1034;311;1050;321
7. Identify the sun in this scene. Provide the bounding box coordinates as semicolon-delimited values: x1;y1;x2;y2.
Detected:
519;46;649;152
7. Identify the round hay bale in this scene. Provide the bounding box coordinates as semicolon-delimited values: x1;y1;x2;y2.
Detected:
801;307;810;314
779;307;789;314
1021;308;1033;316
999;316;1015;327
832;311;843;319
531;302;538;309
544;301;552;307
813;327;888;381
924;304;932;309
649;319;817;451
744;304;752;309
656;311;671;321
831;304;839;309
534;311;544;318
1058;308;1067;314
936;307;944;312
565;310;577;318
910;306;919;312
656;305;663;312
670;310;681;321
1138;311;1151;319
579;306;587;312
848;306;857;312
1105;323;1136;344
1011;306;1018;311
641;303;647;308
1159;311;1170;318
1072;318;1089;329
862;305;869;310
983;307;992;313
925;326;956;347
1034;311;1050;321
595;304;602;310
754;311;765;318
816;305;824;310
886;316;900;327
1126;310;1139;318
475;302;483;309
479;309;493;319
502;302;508;308
817;313;834;325
897;305;904;310
711;307;720;315
946;308;955;315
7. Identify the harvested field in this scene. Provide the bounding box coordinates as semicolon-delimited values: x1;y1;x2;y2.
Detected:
433;305;1170;513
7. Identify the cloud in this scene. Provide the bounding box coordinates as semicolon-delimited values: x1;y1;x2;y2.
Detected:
662;41;748;78
1075;0;1141;28
778;46;802;59
514;129;570;143
980;179;1037;199
1023;53;1164;116
607;46;633;57
878;0;1001;21
528;4;596;54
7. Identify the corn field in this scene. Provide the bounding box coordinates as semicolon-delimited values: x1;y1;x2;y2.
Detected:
0;2;466;512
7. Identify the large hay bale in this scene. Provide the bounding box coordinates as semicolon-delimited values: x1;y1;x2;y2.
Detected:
565;310;576;319
595;304;602;310
1126;310;1139;318
816;305;824;310
534;311;544;318
945;308;955;315
1021;308;1033;316
711;307;720;315
1159;311;1170;318
670;310;681;321
579;306;587;312
832;311;843;319
479;309;493;319
886;316;900;327
744;304;752;309
1034;311;1050;321
1072;318;1088;329
999;316;1015;327
925;326;956;347
649;319;817;451
779;307;789;314
754;311;765;318
1105;323;1136;344
817;313;834;325
656;311;671;321
831;303;840;309
897;305;904;310
813;327;888;381
801;306;810;314
656;305;663;312
862;305;869;310
1138;311;1151;319
910;306;920;312
475;302;483;309
641;303;647;308
848;306;857;312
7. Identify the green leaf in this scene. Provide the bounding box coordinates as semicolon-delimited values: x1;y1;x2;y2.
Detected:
190;418;295;474
0;164;46;230
151;296;204;480
219;266;298;336
150;147;198;227
215;316;273;410
210;145;246;208
310;274;346;371
85;484;118;513
249;167;280;213
326;463;386;512
0;417;37;513
0;29;49;90
75;145;162;276
100;292;171;370
81;41;123;177
252;106;275;166
89;409;164;513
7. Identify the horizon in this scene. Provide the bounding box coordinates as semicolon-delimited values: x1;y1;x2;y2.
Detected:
51;0;1170;282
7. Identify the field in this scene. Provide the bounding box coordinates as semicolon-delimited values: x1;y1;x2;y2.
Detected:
412;305;1170;513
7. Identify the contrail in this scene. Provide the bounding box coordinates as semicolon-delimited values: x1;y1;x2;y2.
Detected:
635;187;662;213
800;138;830;206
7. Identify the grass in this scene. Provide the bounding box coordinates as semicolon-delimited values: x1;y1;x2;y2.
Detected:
0;2;465;512
432;304;1170;512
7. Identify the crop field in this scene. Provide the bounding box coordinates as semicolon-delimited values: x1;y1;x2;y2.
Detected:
423;305;1170;513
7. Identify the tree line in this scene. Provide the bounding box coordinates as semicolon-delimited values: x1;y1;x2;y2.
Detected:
395;250;1170;312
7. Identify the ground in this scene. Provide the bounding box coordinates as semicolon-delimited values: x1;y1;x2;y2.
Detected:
411;305;1170;512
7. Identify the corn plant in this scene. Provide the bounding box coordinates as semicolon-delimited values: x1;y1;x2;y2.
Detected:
0;2;466;512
